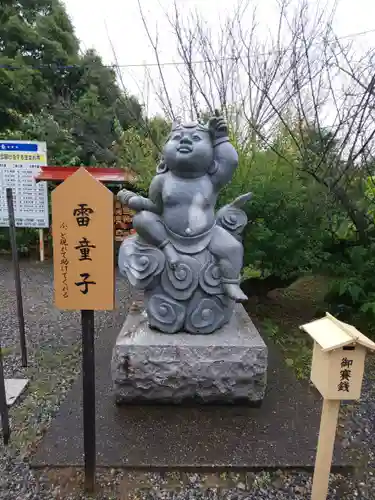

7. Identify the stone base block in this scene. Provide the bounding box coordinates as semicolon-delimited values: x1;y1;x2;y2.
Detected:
111;303;268;404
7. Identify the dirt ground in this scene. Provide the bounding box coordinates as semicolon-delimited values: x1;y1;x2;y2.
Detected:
245;275;334;379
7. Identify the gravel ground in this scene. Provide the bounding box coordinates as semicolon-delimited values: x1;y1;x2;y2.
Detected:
0;258;374;499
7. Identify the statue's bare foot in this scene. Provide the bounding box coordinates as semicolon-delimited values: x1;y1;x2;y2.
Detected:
223;283;248;302
163;242;179;269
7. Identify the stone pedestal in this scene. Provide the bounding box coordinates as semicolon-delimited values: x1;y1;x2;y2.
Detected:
111;303;268;404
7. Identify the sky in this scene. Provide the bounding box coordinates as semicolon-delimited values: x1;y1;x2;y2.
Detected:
62;0;375;117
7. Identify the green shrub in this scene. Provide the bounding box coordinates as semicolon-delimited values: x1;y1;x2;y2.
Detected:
324;245;375;335
0;227;39;255
220;139;334;279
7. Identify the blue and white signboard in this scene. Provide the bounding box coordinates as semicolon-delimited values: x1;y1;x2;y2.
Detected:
0;141;49;228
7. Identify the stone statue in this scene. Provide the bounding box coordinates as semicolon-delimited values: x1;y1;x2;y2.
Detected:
117;112;251;334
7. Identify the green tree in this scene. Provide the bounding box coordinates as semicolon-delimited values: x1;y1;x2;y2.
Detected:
0;0;145;165
50;49;144;165
0;0;79;130
112;115;170;191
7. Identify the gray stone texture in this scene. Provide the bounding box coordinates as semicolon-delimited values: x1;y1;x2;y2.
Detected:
111;303;268;403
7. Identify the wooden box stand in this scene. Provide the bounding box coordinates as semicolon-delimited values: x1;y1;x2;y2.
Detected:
114;200;134;242
301;312;375;500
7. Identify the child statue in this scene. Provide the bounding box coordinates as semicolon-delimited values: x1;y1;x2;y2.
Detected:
117;112;251;334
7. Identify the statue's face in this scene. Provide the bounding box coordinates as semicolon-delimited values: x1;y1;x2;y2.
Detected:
163;125;214;177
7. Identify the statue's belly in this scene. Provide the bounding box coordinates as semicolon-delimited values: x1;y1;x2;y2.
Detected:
163;206;215;236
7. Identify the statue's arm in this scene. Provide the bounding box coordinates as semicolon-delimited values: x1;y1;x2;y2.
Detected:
210;137;239;187
208;113;238;187
147;174;164;214
117;175;164;215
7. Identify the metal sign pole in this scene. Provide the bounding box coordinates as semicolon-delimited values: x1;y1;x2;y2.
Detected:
6;188;27;368
0;339;10;445
81;309;96;492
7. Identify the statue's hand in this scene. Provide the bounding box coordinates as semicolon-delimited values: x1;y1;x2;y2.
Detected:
117;189;137;206
208;110;228;140
118;189;159;214
127;196;147;212
117;190;145;213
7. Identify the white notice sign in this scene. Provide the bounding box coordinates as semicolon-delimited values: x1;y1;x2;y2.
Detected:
0;141;49;228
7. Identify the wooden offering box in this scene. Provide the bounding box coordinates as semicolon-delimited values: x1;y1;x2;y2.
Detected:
301;312;375;400
114;200;135;242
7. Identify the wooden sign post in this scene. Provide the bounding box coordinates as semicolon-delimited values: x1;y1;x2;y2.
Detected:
52;168;114;492
301;313;375;500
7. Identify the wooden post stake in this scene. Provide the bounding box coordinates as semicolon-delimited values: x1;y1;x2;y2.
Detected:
39;228;45;262
311;399;340;500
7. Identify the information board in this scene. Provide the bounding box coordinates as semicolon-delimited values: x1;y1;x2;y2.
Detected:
0;141;49;228
52;167;115;311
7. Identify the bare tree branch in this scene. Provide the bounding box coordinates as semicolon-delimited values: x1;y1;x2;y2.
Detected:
137;0;375;240
138;0;175;120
